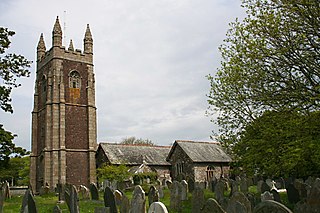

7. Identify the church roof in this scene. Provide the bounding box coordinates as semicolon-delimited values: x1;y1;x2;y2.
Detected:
99;143;171;166
167;140;232;163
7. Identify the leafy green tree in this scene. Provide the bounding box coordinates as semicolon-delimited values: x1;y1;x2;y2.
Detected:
234;111;320;177
97;164;131;183
1;27;31;113
207;0;320;146
120;136;155;146
0;156;30;185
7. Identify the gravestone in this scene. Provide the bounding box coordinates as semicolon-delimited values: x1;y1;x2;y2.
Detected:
4;182;10;199
253;200;293;213
79;185;90;200
165;180;172;189
229;191;251;213
261;191;274;202
90;183;99;200
257;180;264;194
20;189;30;213
271;189;281;203
191;187;205;213
120;194;130;213
94;207;110;213
158;186;164;199
240;178;248;193
214;181;225;203
226;200;247;213
148;186;159;207
148;202;168;213
65;185;80;213
170;181;181;211
21;189;38;213
265;179;272;188
114;190;122;206
294;181;308;200
57;183;66;202
260;182;271;193
53;205;62;213
229;179;238;197
181;180;188;201
306;178;320;212
131;185;146;213
286;183;300;204
201;198;226;213
104;186;117;213
305;176;315;187
0;185;4;213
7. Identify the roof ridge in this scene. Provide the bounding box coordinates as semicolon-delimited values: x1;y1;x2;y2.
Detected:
100;142;171;148
175;140;220;145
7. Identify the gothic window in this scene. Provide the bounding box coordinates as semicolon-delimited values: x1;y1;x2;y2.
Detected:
206;166;215;181
69;71;81;88
41;75;47;92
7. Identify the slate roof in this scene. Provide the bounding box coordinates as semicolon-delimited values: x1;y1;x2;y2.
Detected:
167;140;232;163
99;143;171;166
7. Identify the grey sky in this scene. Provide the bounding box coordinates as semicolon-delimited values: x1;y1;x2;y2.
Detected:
0;0;245;150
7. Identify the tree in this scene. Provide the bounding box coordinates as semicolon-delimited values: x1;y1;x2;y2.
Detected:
97;164;130;183
207;0;320;146
234;110;320;178
1;27;31;113
120;136;155;146
0;156;30;185
0;27;31;176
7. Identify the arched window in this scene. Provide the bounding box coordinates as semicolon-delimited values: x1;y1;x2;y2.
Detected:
69;71;81;88
41;75;47;92
206;166;215;181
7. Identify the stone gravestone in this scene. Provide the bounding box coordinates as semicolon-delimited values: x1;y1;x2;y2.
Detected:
53;205;62;213
306;178;320;212
165;180;172;189
192;187;205;213
94;207;111;213
286;183;300;204
229;179;238;197
90;183;99;200
0;184;4;213
253;200;293;213
114;190;122;206
120;194;130;213
4;182;10;199
131;185;146;213
261;191;274;202
20;189;38;213
79;185;90;200
148;186;159;207
158;186;164;199
257;180;264;194
201;198;226;213
65;185;80;213
265;179;272;188
271;189;281;203
214;180;225;204
57;183;66;202
229;191;251;213
226;200;247;213
104;186;117;213
260;182;270;194
181;180;188;201
148;202;168;213
170;181;181;212
240;178;248;193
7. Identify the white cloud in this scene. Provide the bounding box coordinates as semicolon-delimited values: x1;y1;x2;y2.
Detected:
0;0;245;150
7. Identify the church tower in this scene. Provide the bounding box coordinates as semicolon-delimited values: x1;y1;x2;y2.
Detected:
30;17;97;192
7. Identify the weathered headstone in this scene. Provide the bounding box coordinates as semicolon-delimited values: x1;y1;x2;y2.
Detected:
229;179;238;197
214;181;225;203
104;186;117;213
120;194;130;213
257;180;264;194
94;207;110;213
170;181;181;211
181;180;188;201
148;186;159;207
4;182;10;199
114;190;122;206
239;178;248;193
0;185;4;213
79;185;90;200
253;200;293;213
261;191;274;202
65;185;80;213
131;185;146;213
148;202;168;213
229;191;251;213
57;183;66;202
192;187;205;213
20;189;38;213
260;182;271;194
20;189;30;213
90;183;99;200
306;178;320;212
226;200;247;213
165;180;172;189
265;179;272;188
201;198;226;213
286;183;300;204
53;205;62;213
271;189;281;203
158;186;164;199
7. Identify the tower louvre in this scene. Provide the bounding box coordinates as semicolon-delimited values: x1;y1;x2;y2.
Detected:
30;17;97;192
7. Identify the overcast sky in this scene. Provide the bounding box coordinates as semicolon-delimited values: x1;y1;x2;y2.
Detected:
1;0;245;150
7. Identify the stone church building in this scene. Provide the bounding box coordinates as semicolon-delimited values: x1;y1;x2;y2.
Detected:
30;17;97;192
30;18;232;193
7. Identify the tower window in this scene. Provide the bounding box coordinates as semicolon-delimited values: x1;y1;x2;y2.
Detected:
69;71;81;88
41;75;47;92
